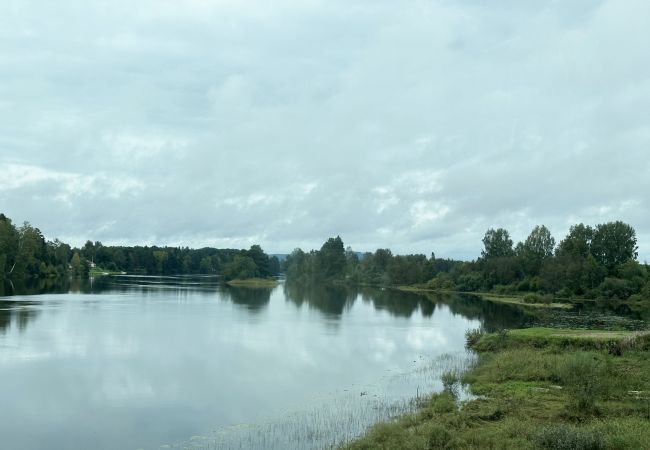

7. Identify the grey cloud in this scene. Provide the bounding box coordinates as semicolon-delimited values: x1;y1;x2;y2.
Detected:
1;0;649;260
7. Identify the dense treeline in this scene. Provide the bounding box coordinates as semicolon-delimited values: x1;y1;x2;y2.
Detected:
0;213;279;281
80;241;280;279
284;221;650;303
0;214;79;279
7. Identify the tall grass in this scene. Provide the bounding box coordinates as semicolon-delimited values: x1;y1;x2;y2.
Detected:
165;352;476;450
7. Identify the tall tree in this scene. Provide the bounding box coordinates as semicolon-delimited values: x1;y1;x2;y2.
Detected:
0;214;19;278
518;225;555;275
481;228;514;259
318;236;346;281
591;221;638;271
556;224;594;258
246;245;270;277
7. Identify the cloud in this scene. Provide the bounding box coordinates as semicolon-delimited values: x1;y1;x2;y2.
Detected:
1;0;649;260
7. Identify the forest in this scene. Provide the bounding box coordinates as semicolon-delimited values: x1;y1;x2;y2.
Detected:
3;211;648;304
283;222;649;304
0;213;280;282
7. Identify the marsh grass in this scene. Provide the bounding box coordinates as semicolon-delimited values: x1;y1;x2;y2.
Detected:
165;352;476;450
343;328;650;450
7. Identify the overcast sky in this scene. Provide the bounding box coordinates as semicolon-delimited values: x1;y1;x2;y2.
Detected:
1;0;649;260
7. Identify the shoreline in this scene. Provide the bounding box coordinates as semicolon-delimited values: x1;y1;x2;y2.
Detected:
226;278;279;288
342;327;650;449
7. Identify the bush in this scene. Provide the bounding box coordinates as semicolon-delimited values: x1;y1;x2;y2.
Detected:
523;293;553;304
517;278;531;291
595;277;636;301
441;370;459;398
427;273;456;291
556;287;573;298
493;283;517;295
465;327;485;349
455;273;483;292
557;353;609;416
534;424;605;450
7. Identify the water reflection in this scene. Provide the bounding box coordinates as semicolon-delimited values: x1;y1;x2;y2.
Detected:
0;276;646;450
225;286;272;312
284;282;356;317
0;300;42;335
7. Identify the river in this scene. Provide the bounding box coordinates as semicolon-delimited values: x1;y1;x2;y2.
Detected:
0;275;573;450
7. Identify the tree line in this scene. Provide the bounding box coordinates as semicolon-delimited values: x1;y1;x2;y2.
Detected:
284;221;650;303
0;213;279;282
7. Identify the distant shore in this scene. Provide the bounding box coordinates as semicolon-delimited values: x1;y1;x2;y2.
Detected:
226;278;279;288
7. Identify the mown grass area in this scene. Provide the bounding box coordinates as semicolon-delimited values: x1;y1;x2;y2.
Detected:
342;328;650;450
225;278;279;288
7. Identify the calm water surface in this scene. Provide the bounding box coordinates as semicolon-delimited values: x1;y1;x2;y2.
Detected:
0;276;532;450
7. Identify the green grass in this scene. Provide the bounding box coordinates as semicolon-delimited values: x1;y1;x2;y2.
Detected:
396;286;572;309
225;278;279;288
470;328;650;353
341;328;650;450
88;267;123;276
478;293;573;309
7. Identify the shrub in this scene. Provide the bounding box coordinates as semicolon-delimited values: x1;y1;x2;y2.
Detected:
595;277;636;301
493;283;517;295
557;353;609;416
517;278;531;291
465;327;484;349
426;273;456;291
455;273;483;292
441;370;459;398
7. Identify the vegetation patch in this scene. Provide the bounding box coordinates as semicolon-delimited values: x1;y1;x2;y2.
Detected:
226;278;279;288
342;328;650;450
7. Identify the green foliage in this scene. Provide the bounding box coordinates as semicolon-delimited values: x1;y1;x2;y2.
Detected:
319;236;346;281
591;221;638;271
285;221;645;307
222;255;257;281
481;228;514;259
523;293;552;304
345;325;650;450
246;245;270;277
465;327;485;348
557;352;609;416
595;277;636;301
70;252;84;278
441;370;459;398
426;273;455;291
556;224;594;259
518;225;556;276
424;424;452;449
534;425;605;450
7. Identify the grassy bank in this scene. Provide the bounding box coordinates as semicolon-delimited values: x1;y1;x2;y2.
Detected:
397;286;574;310
343;328;650;450
89;267;124;276
226;278;279;288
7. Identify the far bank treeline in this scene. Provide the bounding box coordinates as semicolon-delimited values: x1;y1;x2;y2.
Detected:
284;221;650;304
0;213;280;282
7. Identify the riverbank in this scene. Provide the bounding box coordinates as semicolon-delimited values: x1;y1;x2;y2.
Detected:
226;278;279;288
342;327;650;449
397;286;576;309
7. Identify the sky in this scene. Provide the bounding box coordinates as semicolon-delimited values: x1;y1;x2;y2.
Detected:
1;0;649;260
